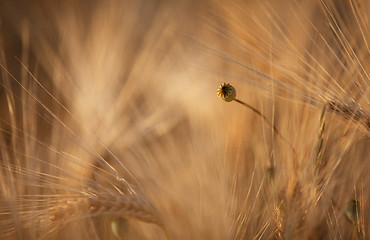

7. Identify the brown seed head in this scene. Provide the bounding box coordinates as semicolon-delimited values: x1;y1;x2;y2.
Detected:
217;83;236;102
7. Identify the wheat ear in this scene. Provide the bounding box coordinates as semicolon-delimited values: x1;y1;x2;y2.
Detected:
46;192;169;239
315;103;326;175
51;195;158;223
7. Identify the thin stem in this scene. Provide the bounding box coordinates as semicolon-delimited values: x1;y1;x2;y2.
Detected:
233;98;296;153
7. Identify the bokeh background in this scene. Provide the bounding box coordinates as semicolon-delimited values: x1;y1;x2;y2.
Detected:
0;0;369;239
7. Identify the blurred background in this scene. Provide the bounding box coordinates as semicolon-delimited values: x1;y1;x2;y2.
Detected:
0;0;369;239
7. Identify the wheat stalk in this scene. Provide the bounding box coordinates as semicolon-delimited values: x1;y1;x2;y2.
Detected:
49;193;170;239
0;165;167;238
49;194;161;225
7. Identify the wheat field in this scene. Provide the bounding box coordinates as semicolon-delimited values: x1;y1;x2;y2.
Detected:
0;0;369;239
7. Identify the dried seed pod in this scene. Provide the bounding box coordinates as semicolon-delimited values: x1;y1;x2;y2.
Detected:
217;83;236;102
